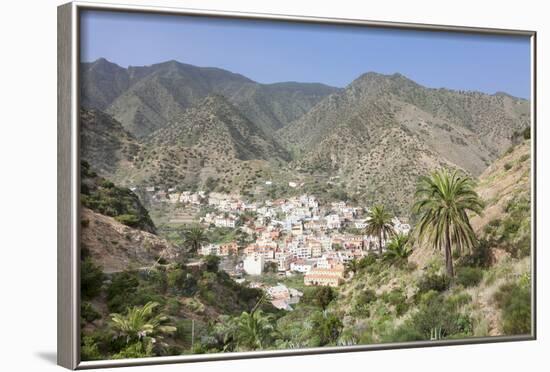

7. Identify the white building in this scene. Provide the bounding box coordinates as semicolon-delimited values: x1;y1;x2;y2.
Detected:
168;193;180;204
243;254;264;276
392;217;411;235
214;217;236;228
354;220;368;229
290;260;314;274
325;214;341;229
319;236;333;252
179;191;191;203
267;284;290;299
200;244;220;256
277;255;293;272
189;193;202;205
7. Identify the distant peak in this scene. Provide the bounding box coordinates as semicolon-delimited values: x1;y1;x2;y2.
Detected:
349;71;420;92
93;57;112;65
87;57;125;70
493;91;516;99
152;59;184;68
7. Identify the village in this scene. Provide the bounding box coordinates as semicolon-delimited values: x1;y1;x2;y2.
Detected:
144;185;411;311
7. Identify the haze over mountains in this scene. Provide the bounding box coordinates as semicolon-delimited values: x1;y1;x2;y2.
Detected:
80;58;530;214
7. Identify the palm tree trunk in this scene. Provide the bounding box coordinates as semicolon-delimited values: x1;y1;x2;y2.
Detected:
378;231;383;255
444;225;454;277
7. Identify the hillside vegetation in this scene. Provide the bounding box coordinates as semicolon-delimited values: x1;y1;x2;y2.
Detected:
80;140;532;359
79;59;532;360
279;72;529;214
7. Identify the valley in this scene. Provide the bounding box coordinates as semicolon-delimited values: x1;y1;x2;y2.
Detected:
78;58;532;360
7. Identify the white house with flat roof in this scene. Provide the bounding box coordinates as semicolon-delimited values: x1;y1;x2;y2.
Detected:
243;254;264;276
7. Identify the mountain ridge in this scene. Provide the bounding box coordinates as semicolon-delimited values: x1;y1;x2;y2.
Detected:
277;70;529;214
81;61;530;215
81;58;339;137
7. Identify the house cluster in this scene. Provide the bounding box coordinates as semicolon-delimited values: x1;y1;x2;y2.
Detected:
199;242;238;257
186;191;411;288
142;187;207;205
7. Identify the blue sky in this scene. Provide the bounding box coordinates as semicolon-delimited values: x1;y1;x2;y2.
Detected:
80;10;531;99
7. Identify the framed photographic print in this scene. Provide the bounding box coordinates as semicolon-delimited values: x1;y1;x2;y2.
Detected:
57;1;537;369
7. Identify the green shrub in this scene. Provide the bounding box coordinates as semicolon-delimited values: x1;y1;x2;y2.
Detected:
356;289;377;307
112;342;153;359
455;267;484;287
381;289;408;316
303;287;336;310
174;320;190;342
358;254;378;269
81;257;104;300
519;154;530;162
408;293;472;339
114;214;141;228
458;239;493;268
81;336;102;361
484;195;531;259
417;272;451;294
101;180;115;189
494;280;531;335
447;292;472;307
504;162;513;171
132;288;166;308
81;302;101;322
382;325;424;342
106;271;139;313
203;255;220;273
522;127;531;140
166;298;181;316
310;311;343;346
167;267;186;289
147;269;167;294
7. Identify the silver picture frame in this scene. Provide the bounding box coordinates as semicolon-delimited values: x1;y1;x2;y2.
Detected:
57;1;537;369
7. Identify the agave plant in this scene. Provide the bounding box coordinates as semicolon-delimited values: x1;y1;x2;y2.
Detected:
383;233;412;264
110;301;176;345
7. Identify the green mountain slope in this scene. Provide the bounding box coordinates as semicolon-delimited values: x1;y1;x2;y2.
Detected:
279;72;530;214
80;108;142;177
81;59;338;138
125;95;292;190
327;139;531;343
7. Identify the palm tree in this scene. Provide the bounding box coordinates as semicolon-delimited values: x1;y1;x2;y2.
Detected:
182;226;209;254
413;168;484;277
231;310;278;351
110;301;176;345
383;233;412;264
365;205;395;255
